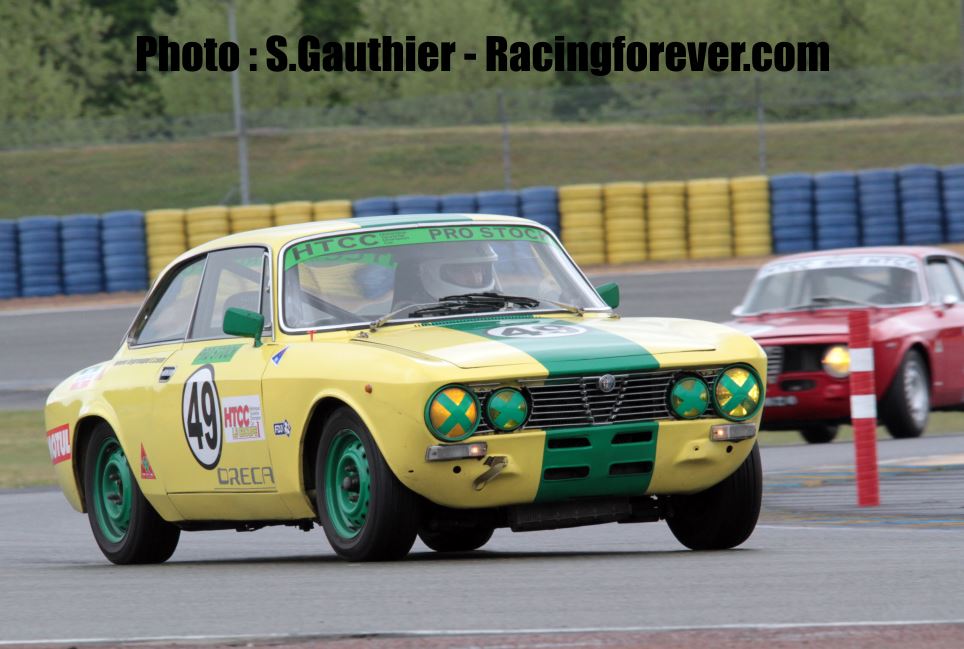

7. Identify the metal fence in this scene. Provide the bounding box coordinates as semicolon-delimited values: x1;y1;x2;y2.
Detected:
2;63;964;211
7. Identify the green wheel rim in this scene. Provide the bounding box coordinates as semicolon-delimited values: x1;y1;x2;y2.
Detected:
324;429;371;540
92;437;133;544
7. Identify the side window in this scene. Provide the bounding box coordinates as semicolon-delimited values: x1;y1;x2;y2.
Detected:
950;258;964;294
130;257;206;345
189;247;270;340
925;259;963;302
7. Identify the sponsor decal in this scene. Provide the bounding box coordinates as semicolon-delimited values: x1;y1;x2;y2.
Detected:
69;363;108;390
270;346;289;366
273;420;292;437
182;365;222;469
46;424;71;465
760;254;918;277
216;465;275;489
487;323;587;338
114;357;167;366
222;395;264;443
192;344;243;365
140;444;156;479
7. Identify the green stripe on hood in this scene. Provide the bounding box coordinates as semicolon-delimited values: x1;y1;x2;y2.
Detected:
433;317;659;376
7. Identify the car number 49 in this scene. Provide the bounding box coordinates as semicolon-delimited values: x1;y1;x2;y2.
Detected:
182;365;222;469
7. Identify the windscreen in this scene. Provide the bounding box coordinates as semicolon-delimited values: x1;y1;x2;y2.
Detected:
742;255;922;313
281;224;605;329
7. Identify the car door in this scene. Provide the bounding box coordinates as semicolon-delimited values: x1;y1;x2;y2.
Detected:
150;246;289;520
923;256;964;403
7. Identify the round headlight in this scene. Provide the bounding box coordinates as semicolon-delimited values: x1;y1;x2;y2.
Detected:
668;375;709;419
713;365;763;421
822;345;851;378
485;387;529;432
425;385;480;442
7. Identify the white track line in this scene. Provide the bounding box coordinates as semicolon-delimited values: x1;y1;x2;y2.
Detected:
5;619;964;646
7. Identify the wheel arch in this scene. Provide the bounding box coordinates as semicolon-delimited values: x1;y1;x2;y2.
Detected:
300;396;355;498
71;414;114;513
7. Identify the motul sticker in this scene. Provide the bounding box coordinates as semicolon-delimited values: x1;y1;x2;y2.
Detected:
47;424;71;465
69;363;108;390
140;444;156;479
222;395;264;443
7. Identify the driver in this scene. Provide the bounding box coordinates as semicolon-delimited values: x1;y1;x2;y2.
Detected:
418;243;499;299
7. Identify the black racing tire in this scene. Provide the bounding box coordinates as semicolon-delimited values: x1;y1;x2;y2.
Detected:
881;349;930;439
316;407;419;561
799;424;839;444
83;423;180;564
666;443;762;551
418;524;494;553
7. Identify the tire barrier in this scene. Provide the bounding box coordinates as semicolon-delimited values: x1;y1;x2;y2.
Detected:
730;176;772;257
943;164;964;242
686;178;732;259
273;201;312;226
186;206;229;250
814;171;860;250
439;193;477;214
18;216;62;297
645;181;687;261
898;165;943;245
0;220;19;298
520;186;559;234
229;204;273;233
146;209;187;282
603;182;645;264
101;210;147;293
353;196;396;218
477;190;520;217
857;169;900;246
395;195;440;215
769;173;815;253
559;184;605;266
61;214;103;295
313;200;352;221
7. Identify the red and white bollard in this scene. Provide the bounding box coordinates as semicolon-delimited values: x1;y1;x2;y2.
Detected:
848;309;879;507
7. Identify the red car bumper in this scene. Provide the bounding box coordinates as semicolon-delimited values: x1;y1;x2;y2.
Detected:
762;371;852;428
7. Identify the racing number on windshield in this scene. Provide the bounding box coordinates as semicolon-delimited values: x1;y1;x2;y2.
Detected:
182;365;222;469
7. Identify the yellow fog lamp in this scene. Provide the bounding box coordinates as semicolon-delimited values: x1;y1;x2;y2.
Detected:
425;385;480;442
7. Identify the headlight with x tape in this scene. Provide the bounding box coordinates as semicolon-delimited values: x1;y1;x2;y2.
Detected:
425;385;480;442
712;364;763;421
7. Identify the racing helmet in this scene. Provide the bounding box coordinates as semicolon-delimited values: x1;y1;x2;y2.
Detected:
418;243;499;298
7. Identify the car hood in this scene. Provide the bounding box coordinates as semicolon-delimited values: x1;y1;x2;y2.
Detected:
726;308;911;340
355;316;726;370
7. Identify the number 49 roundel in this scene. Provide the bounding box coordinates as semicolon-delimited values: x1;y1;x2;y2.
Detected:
182;365;222;469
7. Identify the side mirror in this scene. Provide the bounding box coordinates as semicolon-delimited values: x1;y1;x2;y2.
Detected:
223;307;264;347
942;294;959;309
731;305;744;317
596;282;620;309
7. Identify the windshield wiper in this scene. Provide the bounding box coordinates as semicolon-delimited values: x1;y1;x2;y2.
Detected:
368;293;586;332
368;301;455;332
443;292;588;316
784;295;876;311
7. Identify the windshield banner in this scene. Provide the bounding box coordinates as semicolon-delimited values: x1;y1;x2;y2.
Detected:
759;254;918;277
284;225;550;270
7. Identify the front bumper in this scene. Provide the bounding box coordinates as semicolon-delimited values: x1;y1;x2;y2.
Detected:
761;371;851;426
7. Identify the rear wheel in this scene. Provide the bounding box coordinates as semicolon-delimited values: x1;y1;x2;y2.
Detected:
799;424;839;444
316;408;419;561
83;423;180;564
666;443;762;551
881;350;929;439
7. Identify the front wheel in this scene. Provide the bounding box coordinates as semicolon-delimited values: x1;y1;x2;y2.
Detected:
881;350;929;439
800;424;839;444
316;408;419;561
666;443;762;551
83;423;180;564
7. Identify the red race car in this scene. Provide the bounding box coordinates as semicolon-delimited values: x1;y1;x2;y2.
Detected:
728;246;964;443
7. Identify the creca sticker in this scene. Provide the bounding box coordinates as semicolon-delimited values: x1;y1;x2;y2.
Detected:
222;395;264;443
69;363;108;390
182;365;222;469
487;323;587;338
46;424;71;465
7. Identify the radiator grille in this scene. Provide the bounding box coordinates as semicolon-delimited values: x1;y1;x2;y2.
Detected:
472;368;720;433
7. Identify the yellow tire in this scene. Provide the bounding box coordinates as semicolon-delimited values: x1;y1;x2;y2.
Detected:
687;178;730;195
186;206;228;219
187;234;217;248
560;198;603;214
146;232;185;248
561;212;604;229
689;233;732;247
275;213;312;225
647;196;685;211
646;181;685;196
605;220;646;236
273;201;313;217
648;225;686;240
603;182;644;198
732;200;769;215
648;247;687;261
570;253;606;266
688;246;733;259
688;208;731;223
561;225;604;240
145;209;185;228
230;218;273;232
734;223;772;238
564;240;606;255
606;240;647;254
735;245;773;257
731;192;769;206
730;176;769;192
186;221;229;237
558;184;602;201
147;243;186;258
687;195;730;211
229;205;272;219
604;206;644;220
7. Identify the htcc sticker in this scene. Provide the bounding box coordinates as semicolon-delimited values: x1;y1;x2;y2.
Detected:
487;323;587;338
182;365;222;469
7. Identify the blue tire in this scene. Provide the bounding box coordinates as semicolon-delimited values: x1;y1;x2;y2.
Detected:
771;214;813;229
17;216;59;232
816;237;860;250
101;211;144;228
899;165;940;180
395;195;440;212
770;174;812;191
770;188;812;203
772;225;814;240
942;164;964;180
353;197;395;214
103;241;146;257
18;230;59;247
815;214;859;228
773;239;815;253
106;279;148;292
19;251;59;267
64;261;103;274
521;200;559;216
815;189;857;203
63;250;102;264
21;285;62;298
101;226;144;243
64;283;103;296
62;214;99;228
478;207;520;217
520;186;557;202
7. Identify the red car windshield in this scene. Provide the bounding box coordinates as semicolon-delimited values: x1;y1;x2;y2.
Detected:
741;256;922;314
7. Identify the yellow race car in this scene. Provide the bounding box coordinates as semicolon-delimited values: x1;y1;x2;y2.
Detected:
45;214;766;563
